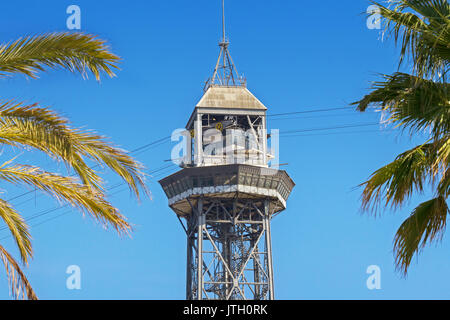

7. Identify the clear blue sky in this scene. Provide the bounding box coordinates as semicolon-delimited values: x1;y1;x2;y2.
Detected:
0;0;448;299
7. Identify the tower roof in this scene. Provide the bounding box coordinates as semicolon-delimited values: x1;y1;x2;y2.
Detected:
186;85;267;129
196;86;267;111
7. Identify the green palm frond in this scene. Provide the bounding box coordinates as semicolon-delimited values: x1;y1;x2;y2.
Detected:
373;0;450;78
0;162;132;235
0;32;120;80
358;0;450;275
354;72;450;138
0;198;32;264
393;196;449;275
437;167;450;196
0;244;37;300
360;141;440;214
0;101;148;197
0;31;148;300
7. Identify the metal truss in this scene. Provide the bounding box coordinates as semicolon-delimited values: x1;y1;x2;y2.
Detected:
203;0;246;89
182;196;275;300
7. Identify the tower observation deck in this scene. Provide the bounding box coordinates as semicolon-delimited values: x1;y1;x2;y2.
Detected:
159;0;294;300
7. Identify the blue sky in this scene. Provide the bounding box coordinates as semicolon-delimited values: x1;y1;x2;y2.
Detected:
0;0;448;299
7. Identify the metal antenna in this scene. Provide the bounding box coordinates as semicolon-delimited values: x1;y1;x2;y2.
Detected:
205;0;246;91
222;0;226;43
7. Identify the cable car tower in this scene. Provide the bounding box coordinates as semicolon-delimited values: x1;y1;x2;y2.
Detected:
159;0;294;300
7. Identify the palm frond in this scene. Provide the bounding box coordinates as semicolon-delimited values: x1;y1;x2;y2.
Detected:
0;244;37;300
372;0;450;78
353;72;450;138
360;141;440;214
0;163;132;235
393;196;449;275
0;101;148;198
0;32;120;80
357;0;450;275
69;131;148;198
0;198;32;264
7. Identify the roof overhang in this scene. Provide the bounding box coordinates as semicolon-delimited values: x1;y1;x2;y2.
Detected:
186;86;267;129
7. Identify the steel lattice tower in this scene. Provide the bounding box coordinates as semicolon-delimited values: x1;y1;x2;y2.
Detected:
159;0;294;300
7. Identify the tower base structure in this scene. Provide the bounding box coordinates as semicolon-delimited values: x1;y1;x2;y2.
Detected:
159;164;294;300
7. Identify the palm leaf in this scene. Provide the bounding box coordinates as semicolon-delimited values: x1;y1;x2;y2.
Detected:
0;198;32;264
0;244;37;300
393;196;449;275
358;0;450;275
0;32;120;80
0;163;132;235
360;141;440;214
354;72;450;139
0;31;148;300
372;0;450;79
0;101;148;198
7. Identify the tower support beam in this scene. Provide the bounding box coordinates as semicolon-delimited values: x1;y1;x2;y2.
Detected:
186;197;275;300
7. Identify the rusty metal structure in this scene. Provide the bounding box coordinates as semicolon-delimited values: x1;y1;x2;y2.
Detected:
159;0;294;300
